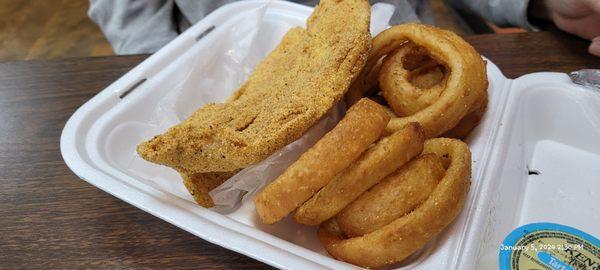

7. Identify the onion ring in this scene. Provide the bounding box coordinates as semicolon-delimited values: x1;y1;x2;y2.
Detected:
336;153;445;237
378;43;488;139
294;122;424;225
441;93;488;139
346;23;488;138
318;138;471;268
379;43;447;117
254;98;390;224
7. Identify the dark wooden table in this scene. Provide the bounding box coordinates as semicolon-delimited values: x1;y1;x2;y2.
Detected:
1;31;598;269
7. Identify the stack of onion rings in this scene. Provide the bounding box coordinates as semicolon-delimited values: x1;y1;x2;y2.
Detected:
317;138;471;268
254;23;484;269
294;122;424;225
346;23;488;139
335;153;445;237
254;98;390;224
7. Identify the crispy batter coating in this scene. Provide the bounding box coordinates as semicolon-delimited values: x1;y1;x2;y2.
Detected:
181;171;238;207
137;0;372;174
336;153;444;237
380;42;488;139
318;138;471;268
379;43;448;117
254;98;390;224
441;93;488;139
294;122;424;226
346;23;488;139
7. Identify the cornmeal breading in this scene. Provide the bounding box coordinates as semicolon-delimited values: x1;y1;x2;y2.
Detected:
137;0;372;173
181;171;238;207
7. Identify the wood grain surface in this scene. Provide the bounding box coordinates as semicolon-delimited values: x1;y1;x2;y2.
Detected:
0;0;113;62
0;32;598;269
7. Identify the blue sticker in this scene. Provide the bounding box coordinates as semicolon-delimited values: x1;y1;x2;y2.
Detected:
537;252;574;270
499;223;599;270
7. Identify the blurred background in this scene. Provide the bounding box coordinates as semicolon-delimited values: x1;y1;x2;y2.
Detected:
0;0;112;62
0;0;523;62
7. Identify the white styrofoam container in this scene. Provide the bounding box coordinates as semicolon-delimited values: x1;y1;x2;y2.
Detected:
60;1;600;269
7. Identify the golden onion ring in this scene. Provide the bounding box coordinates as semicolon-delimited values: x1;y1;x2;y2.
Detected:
336;153;445;237
346;23;488;139
254;98;390;224
318;138;471;268
294;122;424;225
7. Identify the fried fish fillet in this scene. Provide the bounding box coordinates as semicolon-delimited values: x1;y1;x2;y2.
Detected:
181;171;238;207
137;0;372;174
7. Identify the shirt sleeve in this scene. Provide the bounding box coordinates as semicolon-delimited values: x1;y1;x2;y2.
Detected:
448;0;537;30
88;0;179;54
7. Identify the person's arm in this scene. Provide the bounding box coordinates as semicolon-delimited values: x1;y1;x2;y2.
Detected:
448;0;536;29
450;0;600;56
531;0;600;55
88;0;179;55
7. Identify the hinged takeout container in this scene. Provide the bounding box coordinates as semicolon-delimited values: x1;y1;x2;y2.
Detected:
61;1;600;269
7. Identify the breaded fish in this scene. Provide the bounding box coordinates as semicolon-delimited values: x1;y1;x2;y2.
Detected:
137;0;372;174
181;171;238;207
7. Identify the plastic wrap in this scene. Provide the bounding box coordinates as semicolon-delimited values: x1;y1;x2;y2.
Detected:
567;69;600;135
569;69;600;91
